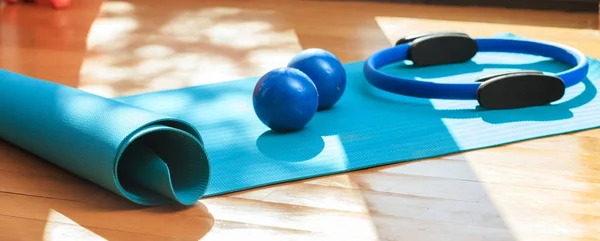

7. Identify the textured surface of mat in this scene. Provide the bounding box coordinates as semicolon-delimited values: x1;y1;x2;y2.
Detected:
1;33;599;205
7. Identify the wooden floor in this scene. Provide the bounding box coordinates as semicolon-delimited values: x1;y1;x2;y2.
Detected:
1;0;600;240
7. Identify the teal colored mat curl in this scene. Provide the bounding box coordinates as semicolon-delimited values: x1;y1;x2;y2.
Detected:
1;33;599;206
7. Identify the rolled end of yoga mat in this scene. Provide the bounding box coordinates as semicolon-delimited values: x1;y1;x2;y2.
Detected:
0;69;210;206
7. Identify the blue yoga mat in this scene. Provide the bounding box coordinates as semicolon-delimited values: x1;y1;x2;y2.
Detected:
1;33;599;206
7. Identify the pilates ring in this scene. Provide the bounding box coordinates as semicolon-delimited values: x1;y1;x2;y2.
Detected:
363;32;589;109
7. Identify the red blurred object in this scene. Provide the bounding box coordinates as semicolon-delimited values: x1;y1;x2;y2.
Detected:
2;0;71;8
49;0;69;8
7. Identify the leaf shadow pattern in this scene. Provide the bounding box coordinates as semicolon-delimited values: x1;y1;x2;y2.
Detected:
79;1;304;98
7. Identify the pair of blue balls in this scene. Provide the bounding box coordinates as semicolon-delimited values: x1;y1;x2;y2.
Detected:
253;48;347;132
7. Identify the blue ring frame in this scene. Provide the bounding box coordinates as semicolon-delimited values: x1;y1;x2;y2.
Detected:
363;38;589;100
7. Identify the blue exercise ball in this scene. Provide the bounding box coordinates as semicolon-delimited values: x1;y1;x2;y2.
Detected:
288;48;346;110
252;67;319;132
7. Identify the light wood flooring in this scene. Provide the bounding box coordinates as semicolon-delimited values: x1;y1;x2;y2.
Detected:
1;0;600;240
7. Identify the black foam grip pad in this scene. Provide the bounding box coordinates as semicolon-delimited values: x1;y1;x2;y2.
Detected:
476;72;566;109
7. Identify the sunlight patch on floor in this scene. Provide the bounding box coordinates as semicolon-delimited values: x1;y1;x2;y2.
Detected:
86;17;138;52
157;7;241;42
43;209;106;241
203;194;379;241
79;5;303;97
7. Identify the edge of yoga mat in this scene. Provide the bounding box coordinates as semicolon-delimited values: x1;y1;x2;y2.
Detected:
1;32;598;206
